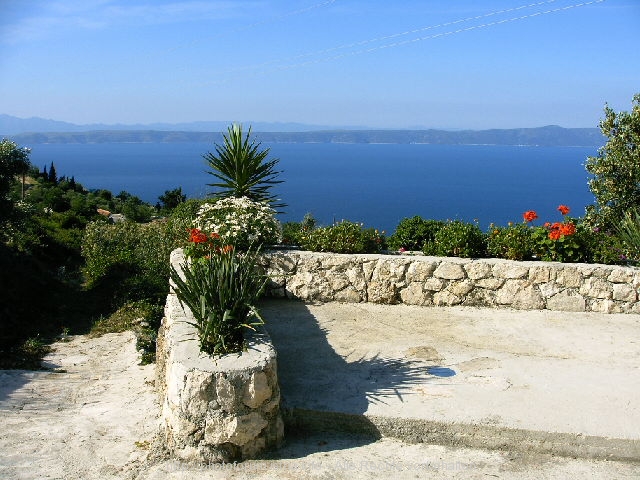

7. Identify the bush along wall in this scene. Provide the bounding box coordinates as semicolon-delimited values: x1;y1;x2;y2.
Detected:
261;251;640;314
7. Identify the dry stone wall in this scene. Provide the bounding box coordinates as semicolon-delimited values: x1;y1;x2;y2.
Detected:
262;251;640;314
156;250;283;464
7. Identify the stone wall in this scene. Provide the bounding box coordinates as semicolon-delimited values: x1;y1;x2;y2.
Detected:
156;249;283;463
262;251;640;314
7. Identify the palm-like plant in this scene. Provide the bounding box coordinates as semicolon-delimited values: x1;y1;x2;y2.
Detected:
204;124;284;209
614;208;640;263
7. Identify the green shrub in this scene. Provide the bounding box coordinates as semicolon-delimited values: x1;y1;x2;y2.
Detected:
486;222;534;260
300;220;385;254
281;213;316;246
81;219;181;303
388;216;445;251
613;208;640;263
424;220;486;258
193;196;281;250
170;243;267;355
582;227;628;265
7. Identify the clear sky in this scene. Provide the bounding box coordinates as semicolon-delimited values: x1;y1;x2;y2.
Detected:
0;0;638;129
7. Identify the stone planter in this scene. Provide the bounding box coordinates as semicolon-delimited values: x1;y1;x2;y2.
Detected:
156;249;283;463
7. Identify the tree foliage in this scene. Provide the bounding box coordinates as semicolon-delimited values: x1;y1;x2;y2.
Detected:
204;124;284;209
158;186;186;211
585;93;640;227
0;139;31;222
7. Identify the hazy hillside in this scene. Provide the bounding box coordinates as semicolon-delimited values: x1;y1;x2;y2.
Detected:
0;114;345;135
6;125;605;147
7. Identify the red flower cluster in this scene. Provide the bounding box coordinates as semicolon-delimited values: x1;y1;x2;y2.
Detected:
523;210;538;223
522;205;575;241
187;228;233;255
544;221;576;241
189;228;208;243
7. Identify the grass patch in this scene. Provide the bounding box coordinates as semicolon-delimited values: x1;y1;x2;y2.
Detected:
90;300;163;364
0;336;52;370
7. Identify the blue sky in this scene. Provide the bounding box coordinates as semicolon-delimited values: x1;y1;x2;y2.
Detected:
0;0;638;129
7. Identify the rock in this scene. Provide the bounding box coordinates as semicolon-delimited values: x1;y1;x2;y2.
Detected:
243;372;272;409
579;277;612;300
434;262;466;280
555;267;583;288
492;262;529;279
204;412;268;446
400;282;430;305
546;291;586;312
464;261;492;280
496;280;544;309
613;283;637;302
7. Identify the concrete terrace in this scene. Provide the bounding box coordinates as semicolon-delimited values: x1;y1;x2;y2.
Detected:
260;299;640;463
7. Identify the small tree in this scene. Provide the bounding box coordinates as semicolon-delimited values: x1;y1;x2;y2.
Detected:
204;124;284;209
48;161;58;184
0;139;31;223
158;187;186;211
585;93;640;227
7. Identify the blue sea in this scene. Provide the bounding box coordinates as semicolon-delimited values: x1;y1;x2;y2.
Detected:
28;142;598;233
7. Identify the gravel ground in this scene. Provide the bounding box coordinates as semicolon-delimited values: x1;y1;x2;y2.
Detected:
0;329;637;479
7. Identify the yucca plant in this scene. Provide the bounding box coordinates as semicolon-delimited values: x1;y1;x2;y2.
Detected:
204;124;284;210
614;208;640;263
169;245;267;355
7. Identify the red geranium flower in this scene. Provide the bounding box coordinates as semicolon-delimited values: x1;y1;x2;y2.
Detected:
523;210;538;222
189;228;208;243
560;222;576;236
548;230;562;241
558;205;570;215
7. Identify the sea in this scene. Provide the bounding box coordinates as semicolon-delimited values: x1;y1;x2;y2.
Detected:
28;142;598;234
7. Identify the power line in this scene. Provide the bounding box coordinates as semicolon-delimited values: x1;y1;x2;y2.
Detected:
196;0;562;79
193;0;604;86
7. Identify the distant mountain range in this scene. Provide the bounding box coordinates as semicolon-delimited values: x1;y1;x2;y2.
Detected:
1;114;604;147
0;114;348;135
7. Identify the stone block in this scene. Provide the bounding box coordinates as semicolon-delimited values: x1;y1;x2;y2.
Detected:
613;283;637;302
608;268;634;284
243;372;272;409
495;279;544;309
405;260;437;282
546;291;586;312
370;259;409;285
579;277;612;300
433;262;466;280
334;286;364;303
400;282;430;305
492;262;529;279
423;277;446;291
555;267;583;288
448;280;474;297
475;278;504;290
464;261;492;280
368;281;398;304
204;412;268;446
538;282;562;299
528;266;554;283
433;290;462;306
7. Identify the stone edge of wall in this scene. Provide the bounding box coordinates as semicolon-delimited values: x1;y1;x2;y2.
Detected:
156;249;284;464
262;250;640;314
